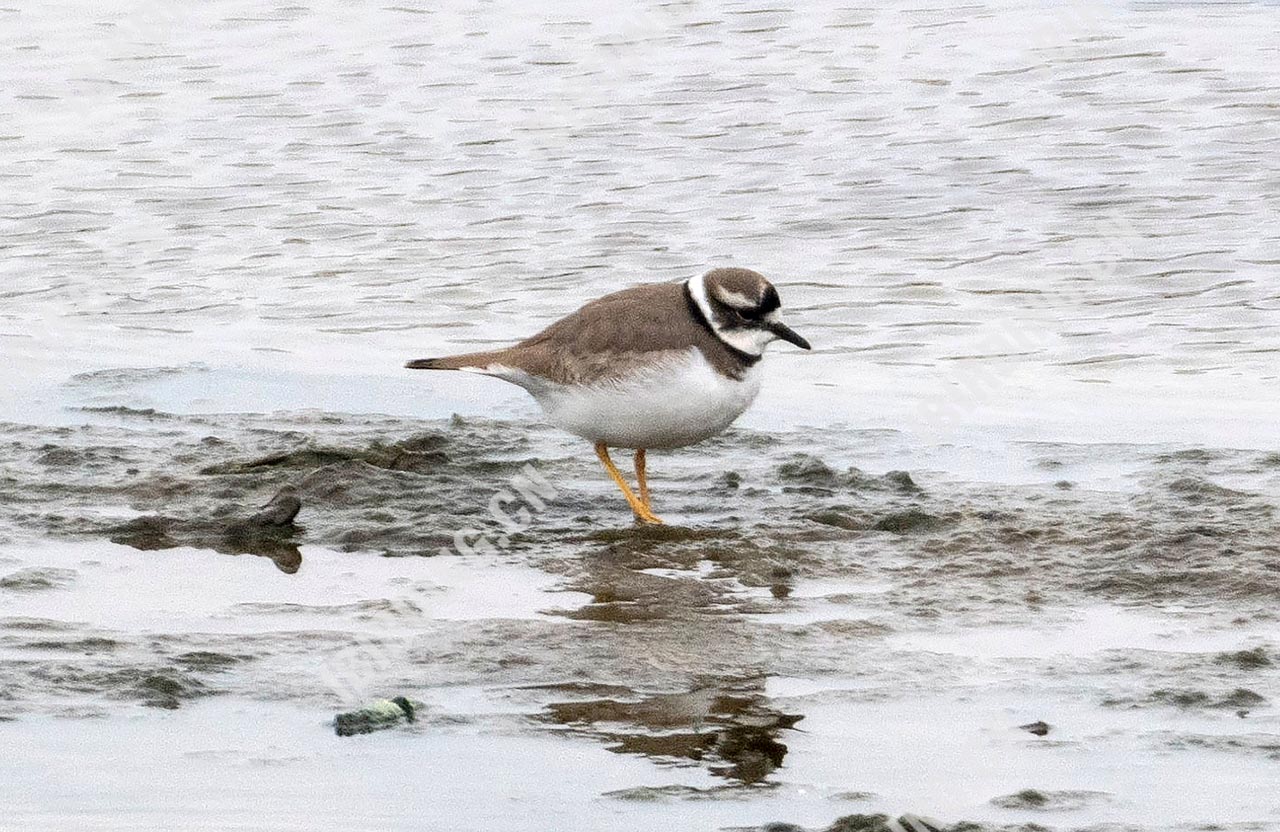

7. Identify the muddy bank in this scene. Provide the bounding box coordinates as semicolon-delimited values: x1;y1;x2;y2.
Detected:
1;408;1276;611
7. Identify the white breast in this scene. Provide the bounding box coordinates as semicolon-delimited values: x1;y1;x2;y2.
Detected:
527;348;761;449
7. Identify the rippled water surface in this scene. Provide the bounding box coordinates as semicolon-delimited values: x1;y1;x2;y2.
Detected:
1;2;1278;831
2;0;1278;439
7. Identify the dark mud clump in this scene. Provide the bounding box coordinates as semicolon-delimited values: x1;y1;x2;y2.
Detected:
35;446;111;467
751;814;960;832
826;816;951;832
196;434;449;476
20;636;122;654
64;364;209;393
108;488;303;573
540;680;802;785
1018;720;1051;737
1166;476;1249;504
871;509;949;534
990;788;1111;810
1216;647;1272;670
1154;448;1223;466
1120;687;1269;710
804;509;869;531
777;454;842;488
28;663;211;710
1214;688;1269;710
776;454;921;495
173;651;250;672
131;672;204;710
802;505;952;535
604;783;756;801
0;567;77;592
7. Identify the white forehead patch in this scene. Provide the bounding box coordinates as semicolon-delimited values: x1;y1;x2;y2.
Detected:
712;287;758;310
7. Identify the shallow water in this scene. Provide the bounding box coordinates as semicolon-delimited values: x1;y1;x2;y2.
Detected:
1;0;1278;444
1;1;1279;830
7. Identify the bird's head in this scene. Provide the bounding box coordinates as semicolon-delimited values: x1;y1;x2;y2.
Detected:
686;267;811;357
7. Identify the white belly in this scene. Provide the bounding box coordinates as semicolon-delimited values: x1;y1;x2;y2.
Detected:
529;349;761;449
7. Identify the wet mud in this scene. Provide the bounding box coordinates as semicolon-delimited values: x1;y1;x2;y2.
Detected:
1;405;1278;827
2;408;1277;611
748;814;963;832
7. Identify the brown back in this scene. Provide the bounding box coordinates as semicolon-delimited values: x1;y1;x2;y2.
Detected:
505;282;755;383
406;281;758;382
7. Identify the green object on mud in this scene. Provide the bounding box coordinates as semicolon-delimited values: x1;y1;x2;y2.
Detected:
334;696;417;737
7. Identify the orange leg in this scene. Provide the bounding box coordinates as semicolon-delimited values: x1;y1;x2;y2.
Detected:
595;443;663;525
634;449;652;511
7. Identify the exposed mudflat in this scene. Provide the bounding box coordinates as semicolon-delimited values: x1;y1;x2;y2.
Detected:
1;403;1277;831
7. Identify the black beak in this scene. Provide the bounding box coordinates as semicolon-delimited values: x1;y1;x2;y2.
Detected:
768;320;811;350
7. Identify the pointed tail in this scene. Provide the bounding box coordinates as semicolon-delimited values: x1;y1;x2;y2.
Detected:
404;350;508;371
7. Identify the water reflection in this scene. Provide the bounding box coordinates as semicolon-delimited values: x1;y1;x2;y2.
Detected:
540;680;803;785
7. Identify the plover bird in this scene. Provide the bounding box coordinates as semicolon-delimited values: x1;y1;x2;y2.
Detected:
406;267;810;524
